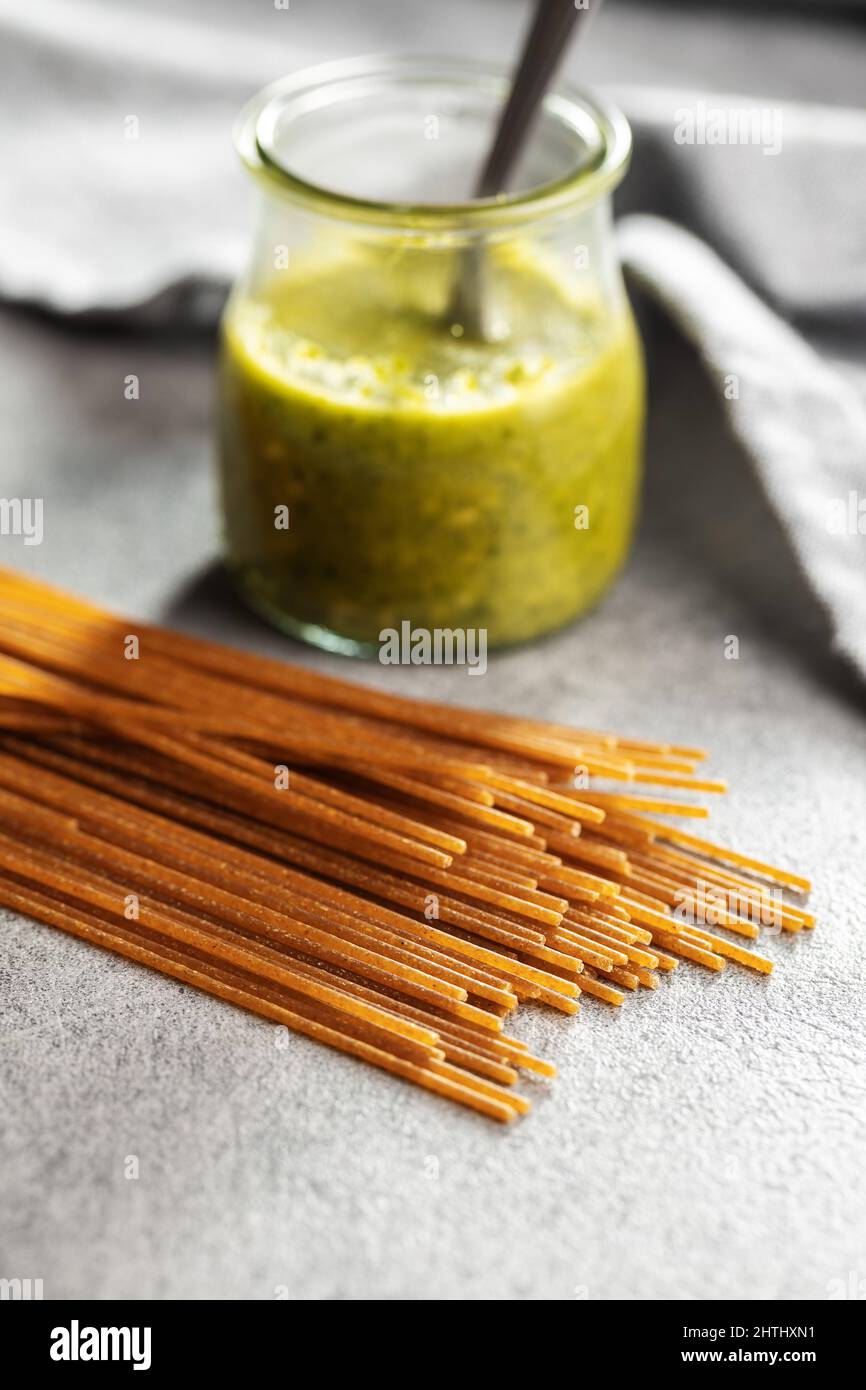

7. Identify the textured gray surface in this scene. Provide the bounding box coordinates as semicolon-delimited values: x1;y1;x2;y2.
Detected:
1;298;865;1301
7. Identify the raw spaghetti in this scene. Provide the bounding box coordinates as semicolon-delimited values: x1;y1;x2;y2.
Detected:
0;568;813;1121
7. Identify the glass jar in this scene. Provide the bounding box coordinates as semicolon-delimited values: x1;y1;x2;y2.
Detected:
218;56;643;655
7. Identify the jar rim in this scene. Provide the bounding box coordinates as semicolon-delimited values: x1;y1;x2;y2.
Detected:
235;54;632;230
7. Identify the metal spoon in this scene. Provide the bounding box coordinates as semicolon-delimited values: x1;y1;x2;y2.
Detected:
448;0;597;341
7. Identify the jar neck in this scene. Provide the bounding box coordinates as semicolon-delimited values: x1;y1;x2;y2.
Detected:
236;56;631;236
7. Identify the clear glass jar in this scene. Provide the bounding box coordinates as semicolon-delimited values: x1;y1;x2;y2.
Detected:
218;56;643;655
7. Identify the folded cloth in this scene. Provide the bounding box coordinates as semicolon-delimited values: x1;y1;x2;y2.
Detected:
2;0;864;674
619;215;866;679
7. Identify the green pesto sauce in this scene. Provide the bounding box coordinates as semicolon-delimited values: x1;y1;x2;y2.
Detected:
218;244;644;651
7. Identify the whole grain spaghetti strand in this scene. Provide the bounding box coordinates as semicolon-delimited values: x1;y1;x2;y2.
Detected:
0;876;520;1121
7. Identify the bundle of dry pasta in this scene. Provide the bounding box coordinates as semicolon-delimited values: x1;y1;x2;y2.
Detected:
0;567;813;1122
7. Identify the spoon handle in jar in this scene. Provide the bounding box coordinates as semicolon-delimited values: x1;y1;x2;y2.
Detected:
474;0;590;199
450;0;599;340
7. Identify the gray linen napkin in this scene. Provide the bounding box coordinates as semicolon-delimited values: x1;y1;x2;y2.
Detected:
1;0;864;673
618;214;866;677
